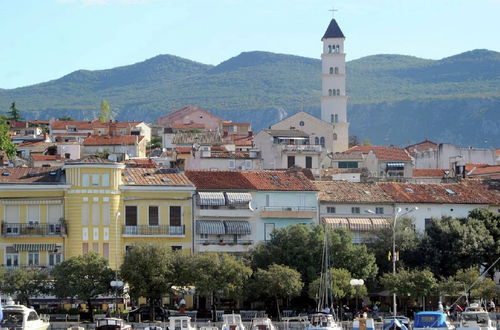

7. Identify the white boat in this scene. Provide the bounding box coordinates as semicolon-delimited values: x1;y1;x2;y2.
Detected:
221;314;245;330
169;315;196;330
456;304;495;330
0;299;50;330
95;317;132;330
250;317;276;330
306;230;342;330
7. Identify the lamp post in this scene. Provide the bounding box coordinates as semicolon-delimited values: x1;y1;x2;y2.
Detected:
391;207;417;317
110;211;123;316
350;279;364;315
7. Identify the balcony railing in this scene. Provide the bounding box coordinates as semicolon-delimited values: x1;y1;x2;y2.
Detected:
197;239;253;246
281;145;323;153
260;206;317;219
122;225;185;236
1;222;67;237
262;206;316;212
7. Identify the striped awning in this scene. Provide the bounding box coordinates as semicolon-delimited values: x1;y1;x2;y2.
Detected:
371;218;390;229
348;218;373;231
196;192;226;206
224;221;251;235
196;220;225;235
14;243;56;252
225;192;252;205
387;162;405;168
322;217;349;229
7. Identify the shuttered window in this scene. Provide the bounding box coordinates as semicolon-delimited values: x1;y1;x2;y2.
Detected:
169;206;181;227
82;203;89;225
149;206;159;226
102;203;110;225
125;206;137;226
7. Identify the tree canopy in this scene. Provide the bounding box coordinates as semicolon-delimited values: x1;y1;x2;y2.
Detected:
0;117;16;159
0;268;49;305
8;102;23;122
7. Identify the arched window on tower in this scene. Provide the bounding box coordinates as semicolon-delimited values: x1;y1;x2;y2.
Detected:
336;89;340;95
328;45;332;53
334;67;339;74
329;67;334;74
336;45;340;53
320;137;325;147
328;89;333;96
333;133;338;141
315;137;319;145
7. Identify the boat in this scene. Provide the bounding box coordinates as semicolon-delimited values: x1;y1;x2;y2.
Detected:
221;314;245;330
95;317;132;330
0;299;50;330
383;317;410;330
250;317;276;330
306;230;342;330
413;311;454;330
456;303;495;330
168;315;196;330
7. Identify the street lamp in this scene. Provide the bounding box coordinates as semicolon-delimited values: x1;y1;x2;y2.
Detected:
111;211;123;315
350;279;364;315
391;207;417;317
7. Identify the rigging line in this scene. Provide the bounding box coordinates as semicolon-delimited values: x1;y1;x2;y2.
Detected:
449;255;500;309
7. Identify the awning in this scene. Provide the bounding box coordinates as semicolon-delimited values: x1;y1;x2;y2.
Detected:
371;218;390;229
224;221;251;235
225;192;252;205
14;243;56;252
387;162;405;168
196;192;226;206
348;218;373;231
322;217;349;229
196;220;225;235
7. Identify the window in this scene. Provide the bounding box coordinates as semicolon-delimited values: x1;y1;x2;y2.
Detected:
287;155;295;168
82;174;89;187
92;203;100;225
6;253;19;267
315;137;320;145
169;206;181;227
331;114;338;123
48;204;63;222
265;194;270;207
93;243;99;253
338;161;358;169
306;156;312;169
265;223;275;241
244;160;252;170
425;218;433;231
335;67;339;74
320;137;325;147
125;206;138;226
328;89;333;96
200;233;208;239
333;133;338;141
336;89;340;95
228;159;236;169
351;207;360;214
49;253;62;266
81;203;89;225
102;203;110;226
336;45;340;53
328;45;332;53
327;207;336;214
171;246;182;251
149;206;159;226
329;67;334;74
299;121;305;126
103;243;110;260
101;174;110;187
28;312;39;321
5;205;19;222
376;207;384;214
27;205;40;223
28;252;40;265
92;174;99;186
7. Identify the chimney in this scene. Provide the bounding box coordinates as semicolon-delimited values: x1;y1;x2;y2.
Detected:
248;131;253;137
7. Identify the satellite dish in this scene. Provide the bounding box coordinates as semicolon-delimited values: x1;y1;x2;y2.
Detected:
249;200;255;212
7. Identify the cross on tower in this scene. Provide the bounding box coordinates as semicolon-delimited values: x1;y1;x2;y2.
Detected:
329;6;338;18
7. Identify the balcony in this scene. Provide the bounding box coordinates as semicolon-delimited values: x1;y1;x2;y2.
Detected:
122;225;185;237
197;239;253;253
260;206;316;219
1;222;67;237
199;206;253;218
281;144;323;153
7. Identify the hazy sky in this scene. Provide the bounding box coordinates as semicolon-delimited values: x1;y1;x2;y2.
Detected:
1;0;499;89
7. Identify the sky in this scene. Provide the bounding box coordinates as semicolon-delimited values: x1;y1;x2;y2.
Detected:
1;0;499;89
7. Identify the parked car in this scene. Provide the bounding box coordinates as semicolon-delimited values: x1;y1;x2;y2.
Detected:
127;306;168;322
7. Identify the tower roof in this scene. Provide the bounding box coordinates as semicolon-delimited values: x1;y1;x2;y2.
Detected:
322;19;345;39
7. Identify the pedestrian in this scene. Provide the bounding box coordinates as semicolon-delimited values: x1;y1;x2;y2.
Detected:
488;300;495;312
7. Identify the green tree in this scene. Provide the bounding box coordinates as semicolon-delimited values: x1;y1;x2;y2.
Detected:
99;99;111;123
0;268;49;305
466;209;500;275
147;136;162;150
52;252;114;319
58;115;75;121
192;253;251;320
471;277;499;301
0;118;17;159
121;243;191;320
308;268;362;303
252;264;303;318
8;102;23;121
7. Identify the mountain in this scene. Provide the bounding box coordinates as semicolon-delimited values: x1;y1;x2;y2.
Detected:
1;50;499;147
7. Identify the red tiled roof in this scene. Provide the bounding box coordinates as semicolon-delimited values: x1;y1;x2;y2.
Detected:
8;121;28;129
91;120;142;128
379;181;500;204
405;139;438;156
175;146;192;154
28;120;49;125
30;155;63;161
185;171;254;190
496;149;500;156
468;165;500;177
17;140;52;148
51;121;94;130
412;169;446;177
314;180;393;203
0;167;63;183
242;170;317;191
156;105;222;125
125;158;157;168
231;135;253;146
346;145;412;161
465;163;489;172
121;168;194;186
222;122;251;127
82;135;144;146
170;123;205;129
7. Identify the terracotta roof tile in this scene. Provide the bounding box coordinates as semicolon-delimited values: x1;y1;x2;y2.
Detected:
315;181;393;203
465;163;489;172
331;152;364;160
412;169;446;177
82;135;144;146
65;155;117;164
30;155;64;161
121;168;194;186
0;167;63;184
379;181;500;204
8;121;28;129
405;139;438;156
170;123;205;129
175;146;192;154
51;121;94;130
242;170;317;191
125;158;157;168
346;145;412;161
468;165;500;176
185;171;254;190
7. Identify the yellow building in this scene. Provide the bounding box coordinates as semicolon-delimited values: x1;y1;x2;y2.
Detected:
1;156;195;273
